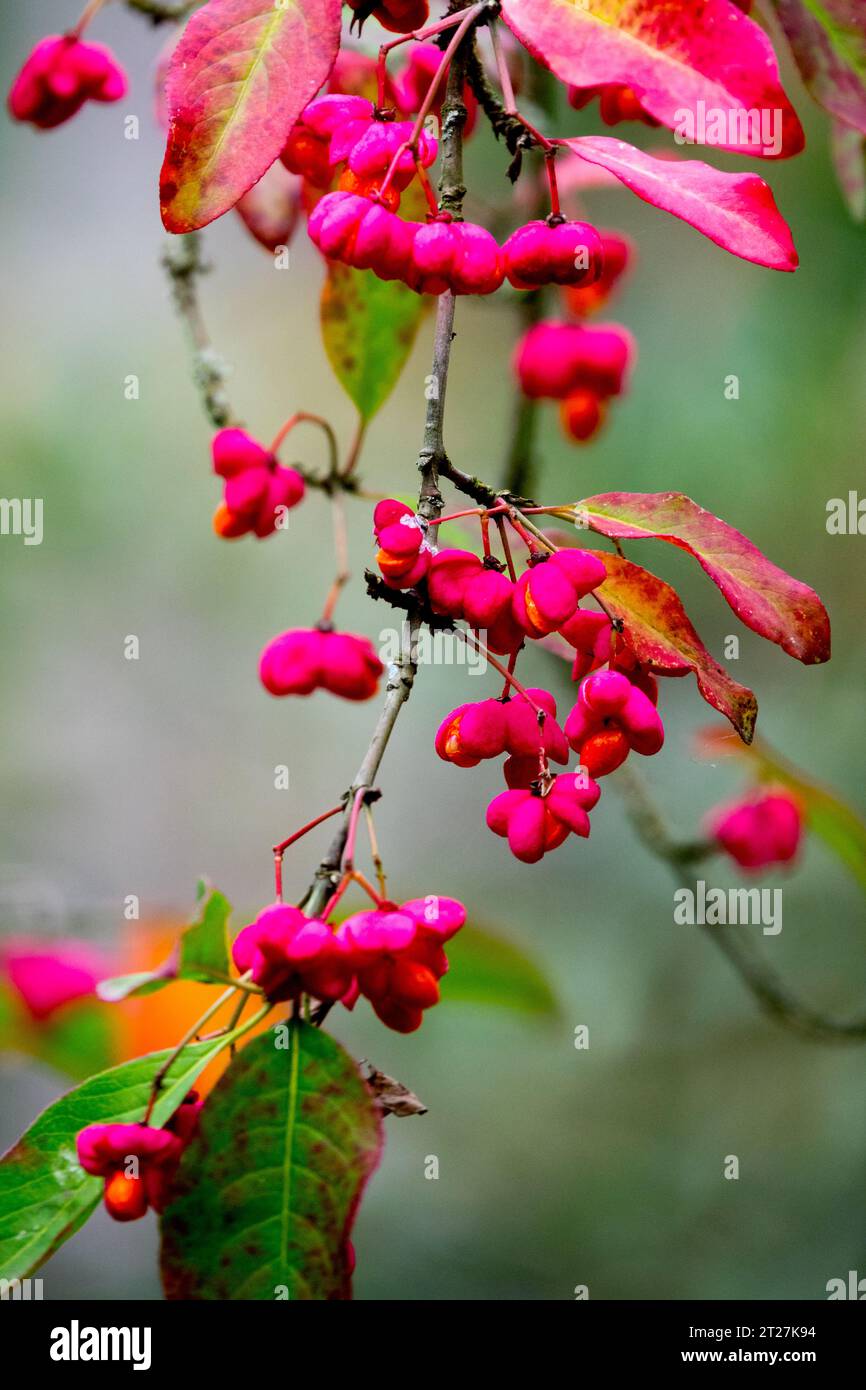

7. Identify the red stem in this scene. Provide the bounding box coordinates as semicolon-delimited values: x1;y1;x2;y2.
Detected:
72;0;107;37
273;803;344;900
495;515;518;580
480;511;491;558
378;1;487;202
489;17;554;154
376;8;472;109
456;628;544;717
342;788;368;871
270;411;339;478
415;160;442;218
545;150;561;219
319;491;350;626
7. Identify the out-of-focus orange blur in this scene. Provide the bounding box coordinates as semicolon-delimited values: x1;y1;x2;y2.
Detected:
115;919;273;1094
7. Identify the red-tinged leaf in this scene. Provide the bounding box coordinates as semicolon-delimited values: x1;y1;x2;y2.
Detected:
160;1024;382;1300
831;118;866;220
591;551;758;742
160;0;341;234
558;137;798;271
554;149;622;196
235;160;302;252
571;493;831;664
545;540;757;742
770;0;866;135
501;0;804;157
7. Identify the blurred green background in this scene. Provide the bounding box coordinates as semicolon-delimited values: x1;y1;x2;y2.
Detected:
1;2;865;1300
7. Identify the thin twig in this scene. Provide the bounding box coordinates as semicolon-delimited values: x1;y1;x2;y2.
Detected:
162;233;235;429
304;616;422;920
126;0;201;21
301;13;478;931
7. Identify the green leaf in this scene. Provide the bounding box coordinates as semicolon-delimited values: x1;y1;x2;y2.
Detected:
320;262;426;422
700;730;866;894
0;1036;233;1282
160;1023;382;1300
179;885;232;980
97;885;233;1002
96;970;170;1003
442;924;559;1017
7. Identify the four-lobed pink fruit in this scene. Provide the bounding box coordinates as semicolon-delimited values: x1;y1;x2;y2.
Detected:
8;35;127;130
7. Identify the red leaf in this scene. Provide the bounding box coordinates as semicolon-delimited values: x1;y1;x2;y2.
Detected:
160;0;341;234
501;0;804;157
573;493;830;665
235;161;302;252
559;137;798;271
585;549;758;742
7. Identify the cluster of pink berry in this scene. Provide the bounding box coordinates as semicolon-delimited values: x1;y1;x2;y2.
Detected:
233;893;465;1033
514;321;635;443
374;499;665;862
280;44;475;209
512;229;636;444
211;428;305;540
310;187;605;300
260;627;383;701
76;1091;202;1222
283;93;438;204
283;71;606;300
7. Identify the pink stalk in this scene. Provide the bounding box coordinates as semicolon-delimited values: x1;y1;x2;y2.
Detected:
375;7;475;109
270;411;339;478
378;0;487;202
456;628;545;722
273;804;344;900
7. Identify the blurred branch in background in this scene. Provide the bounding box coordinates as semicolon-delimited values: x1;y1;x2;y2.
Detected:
162;233;235;430
618;763;866;1043
126;0;200;22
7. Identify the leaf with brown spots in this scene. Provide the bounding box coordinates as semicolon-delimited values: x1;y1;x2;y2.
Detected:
160;1023;382;1300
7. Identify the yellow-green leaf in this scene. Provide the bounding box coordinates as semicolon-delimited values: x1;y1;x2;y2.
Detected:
320;263;427;422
